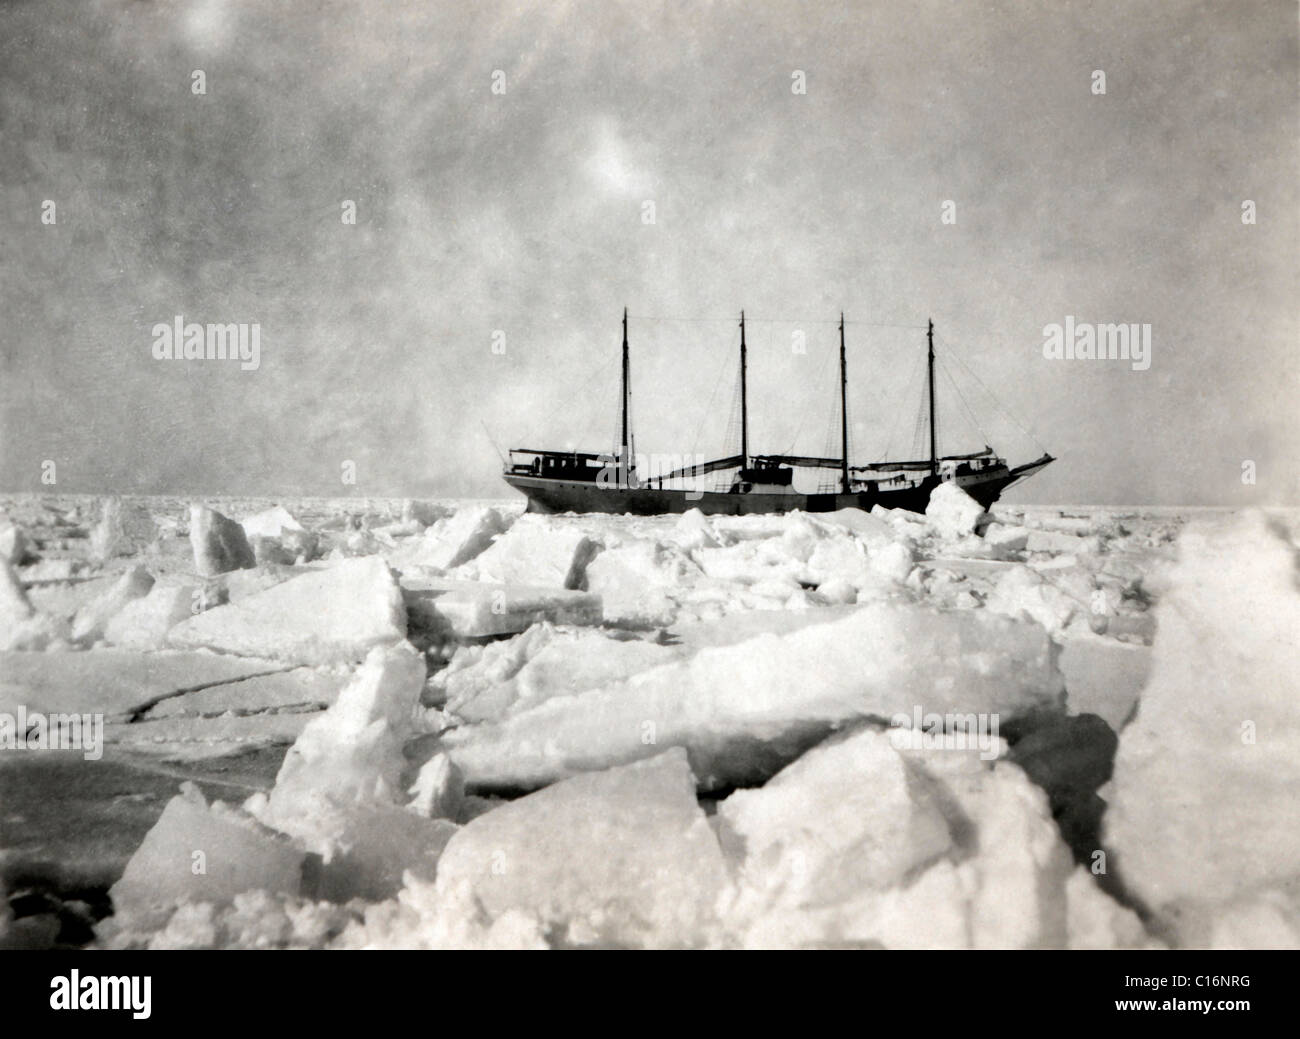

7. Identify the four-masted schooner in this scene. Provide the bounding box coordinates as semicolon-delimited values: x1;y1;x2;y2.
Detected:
503;310;1053;515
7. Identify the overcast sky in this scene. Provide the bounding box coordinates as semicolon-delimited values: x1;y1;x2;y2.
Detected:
2;0;1296;505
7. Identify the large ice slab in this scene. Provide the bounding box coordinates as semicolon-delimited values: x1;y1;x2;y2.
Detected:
1056;634;1150;731
438;626;681;724
391;505;513;571
1104;510;1300;944
401;575;600;638
441;601;1066;792
168;557;407;665
716;727;1083;949
0;649;287;720
431;748;728;948
456;514;597;589
109;783;305;930
105;710;317;762
143;667;345;721
583;540;699;628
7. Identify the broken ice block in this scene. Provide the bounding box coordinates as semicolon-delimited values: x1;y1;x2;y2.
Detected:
718;728;953;911
716;728;1081;949
408;752;465;820
1056;635;1150;731
392;505;512;570
168;556;407;665
1105;510;1300;941
110;783;305;930
0;520;33;565
302;804;458;903
260;643;427;841
249;535;294;566
982;522;1031;554
432;748;728;948
248;644;457;901
401;499;446;528
0;648;284;720
503;629;680;719
583;540;697;628
671;508;721;550
401;575;601;638
985;564;1079;634
71;564;155;644
89;497;129;562
925;482;987;540
459;514;596;589
103;584;197;650
239;505;304;540
1025;529;1103;555
0;557;34;628
442;601;1065;792
190;504;257;576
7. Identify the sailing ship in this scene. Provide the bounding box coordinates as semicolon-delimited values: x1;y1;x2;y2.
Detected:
503;310;1053;516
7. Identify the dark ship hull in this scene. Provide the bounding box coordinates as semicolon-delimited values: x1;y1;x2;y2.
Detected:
505;453;1053;517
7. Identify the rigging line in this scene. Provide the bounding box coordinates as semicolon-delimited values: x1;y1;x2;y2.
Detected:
938;355;991;446
522;349;615;450
688;325;737;459
629;314;927;329
880;340;926;461
566;350;617;449
479;421;506;464
934;332;1046;452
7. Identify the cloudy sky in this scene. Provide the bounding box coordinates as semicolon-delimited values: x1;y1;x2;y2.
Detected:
1;0;1295;505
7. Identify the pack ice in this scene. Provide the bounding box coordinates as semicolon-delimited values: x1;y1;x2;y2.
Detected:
3;492;1286;951
1105;510;1300;947
439;601;1064;792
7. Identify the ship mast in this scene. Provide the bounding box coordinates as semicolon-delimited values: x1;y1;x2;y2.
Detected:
927;318;937;476
839;313;850;494
739;310;748;469
621;306;633;486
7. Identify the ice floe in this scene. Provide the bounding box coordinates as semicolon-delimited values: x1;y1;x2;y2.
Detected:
168;557;407;665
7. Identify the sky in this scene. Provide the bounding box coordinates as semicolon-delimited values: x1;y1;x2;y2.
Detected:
1;0;1296;505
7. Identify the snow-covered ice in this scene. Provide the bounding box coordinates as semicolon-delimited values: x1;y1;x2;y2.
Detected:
439;601;1064;792
168;556;407;665
1104;509;1300;946
0;493;1293;950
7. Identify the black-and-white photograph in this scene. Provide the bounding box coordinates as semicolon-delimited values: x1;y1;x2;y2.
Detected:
1;0;1296;981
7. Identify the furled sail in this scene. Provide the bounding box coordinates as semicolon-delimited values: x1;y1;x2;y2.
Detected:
657;453;746;482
